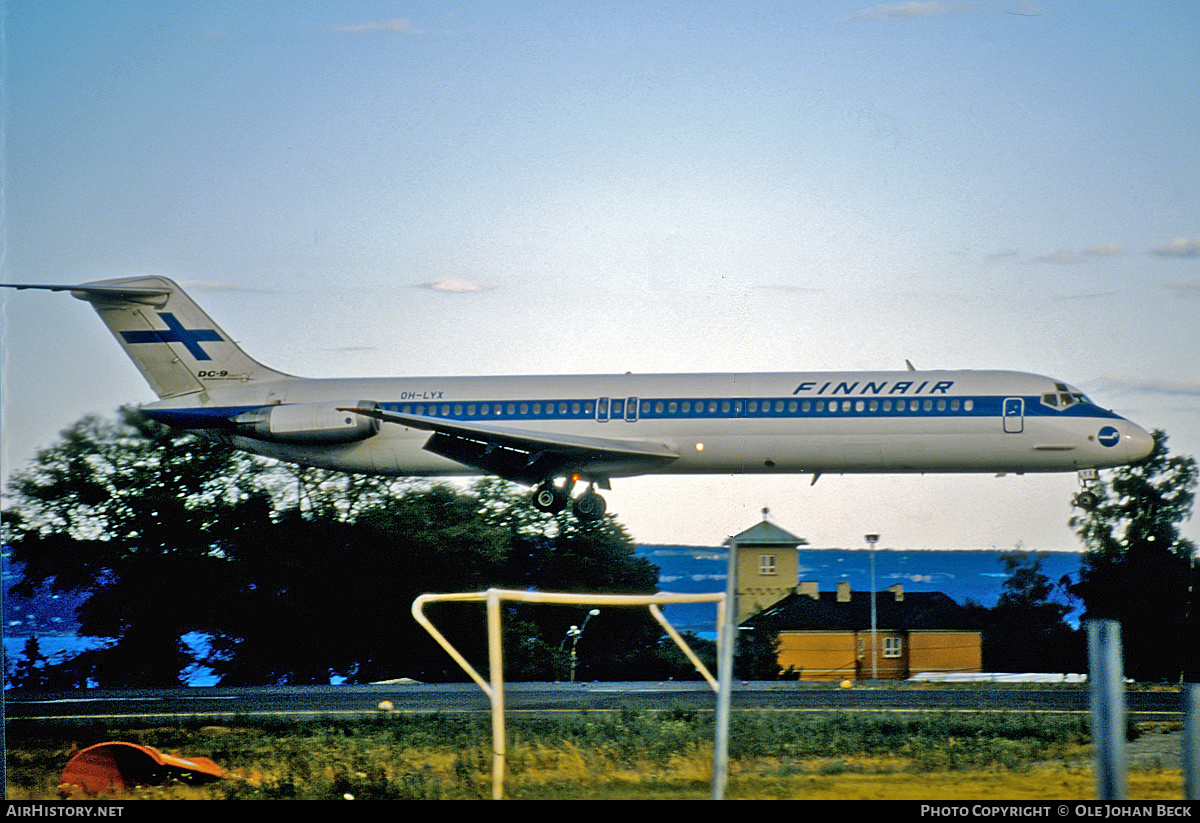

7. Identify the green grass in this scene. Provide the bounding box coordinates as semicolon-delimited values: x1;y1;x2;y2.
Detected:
2;709;1180;800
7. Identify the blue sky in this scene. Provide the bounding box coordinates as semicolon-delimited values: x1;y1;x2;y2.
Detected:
3;2;1198;550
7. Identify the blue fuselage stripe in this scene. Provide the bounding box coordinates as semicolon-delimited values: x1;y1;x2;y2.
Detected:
145;394;1123;429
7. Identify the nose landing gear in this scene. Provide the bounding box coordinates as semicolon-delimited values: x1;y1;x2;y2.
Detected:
1073;468;1101;510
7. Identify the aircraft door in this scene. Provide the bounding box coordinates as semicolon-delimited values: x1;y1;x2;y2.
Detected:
626;396;639;422
1002;397;1024;433
596;397;610;422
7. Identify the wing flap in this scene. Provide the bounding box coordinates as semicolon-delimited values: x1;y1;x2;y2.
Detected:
340;406;678;484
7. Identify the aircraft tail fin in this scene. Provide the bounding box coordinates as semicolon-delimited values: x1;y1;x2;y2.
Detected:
15;276;290;399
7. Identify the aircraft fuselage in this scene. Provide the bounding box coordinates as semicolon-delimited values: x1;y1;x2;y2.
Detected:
3;276;1155;521
142;368;1152;479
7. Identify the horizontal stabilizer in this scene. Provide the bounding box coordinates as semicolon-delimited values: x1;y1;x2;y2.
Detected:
2;283;170;304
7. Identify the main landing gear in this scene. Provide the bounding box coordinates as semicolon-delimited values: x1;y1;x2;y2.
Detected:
531;477;608;522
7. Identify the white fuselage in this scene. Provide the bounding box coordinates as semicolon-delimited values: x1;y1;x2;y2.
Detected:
143;369;1154;482
5;277;1153;496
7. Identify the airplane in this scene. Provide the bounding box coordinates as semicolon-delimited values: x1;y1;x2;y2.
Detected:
3;276;1155;521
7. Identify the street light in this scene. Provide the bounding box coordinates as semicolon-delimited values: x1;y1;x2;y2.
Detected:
865;534;879;681
567;609;600;682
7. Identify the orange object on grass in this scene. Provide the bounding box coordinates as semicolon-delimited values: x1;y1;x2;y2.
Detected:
61;741;224;795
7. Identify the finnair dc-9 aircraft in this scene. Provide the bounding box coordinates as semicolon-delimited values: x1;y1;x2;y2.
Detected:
4;277;1154;521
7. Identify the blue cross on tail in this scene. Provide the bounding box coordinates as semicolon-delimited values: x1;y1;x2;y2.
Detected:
120;312;223;361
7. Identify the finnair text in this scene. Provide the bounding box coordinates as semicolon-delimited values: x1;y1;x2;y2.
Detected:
793;380;954;396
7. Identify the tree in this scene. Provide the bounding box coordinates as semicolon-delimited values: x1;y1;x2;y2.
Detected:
3;410;673;685
9;637;49;689
3;408;273;686
980;551;1084;673
470;479;665;682
1069;430;1198;682
735;621;783;679
210;482;517;684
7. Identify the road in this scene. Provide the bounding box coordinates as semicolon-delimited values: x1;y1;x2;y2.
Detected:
3;682;1187;723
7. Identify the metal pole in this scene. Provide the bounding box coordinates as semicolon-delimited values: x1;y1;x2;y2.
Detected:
866;534;879;680
569;609;599;683
1184;683;1199;801
486;589;506;800
1087;619;1127;800
712;537;737;800
567;625;580;682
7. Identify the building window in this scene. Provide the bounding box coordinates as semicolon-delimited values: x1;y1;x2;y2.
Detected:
884;636;903;658
758;554;776;575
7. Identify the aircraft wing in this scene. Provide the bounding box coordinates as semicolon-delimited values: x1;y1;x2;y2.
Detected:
340;406;679;485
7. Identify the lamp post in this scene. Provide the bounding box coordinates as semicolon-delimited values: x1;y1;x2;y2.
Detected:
567;609;600;682
865;534;879;681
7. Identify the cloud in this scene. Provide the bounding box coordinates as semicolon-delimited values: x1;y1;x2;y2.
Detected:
1034;243;1122;263
754;283;825;294
413;277;495;293
1049;291;1118;302
1152;237;1200;258
323;345;380;354
988;237;1200;265
1165;281;1200;299
985;249;1021;261
1036;250;1076;265
331;19;416;35
1007;1;1047;16
1092;376;1200;399
179;280;255;292
851;2;965;19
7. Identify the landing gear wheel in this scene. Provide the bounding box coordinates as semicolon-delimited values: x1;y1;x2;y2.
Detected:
1073;469;1100;511
572;490;607;522
532;485;568;514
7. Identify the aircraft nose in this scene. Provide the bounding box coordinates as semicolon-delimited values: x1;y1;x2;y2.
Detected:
1125;423;1155;464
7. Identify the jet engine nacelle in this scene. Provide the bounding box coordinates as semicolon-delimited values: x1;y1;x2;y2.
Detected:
232;401;380;444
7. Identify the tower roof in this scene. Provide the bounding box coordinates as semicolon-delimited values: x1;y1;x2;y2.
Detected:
724;517;807;548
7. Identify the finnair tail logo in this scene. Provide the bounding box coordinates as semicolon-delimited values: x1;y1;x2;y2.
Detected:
120;312;223;361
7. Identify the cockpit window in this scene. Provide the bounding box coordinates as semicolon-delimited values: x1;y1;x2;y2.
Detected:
1042;391;1088;410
